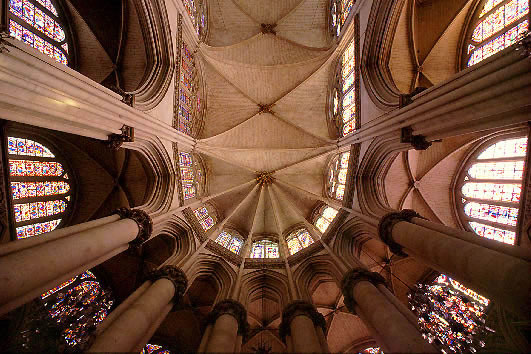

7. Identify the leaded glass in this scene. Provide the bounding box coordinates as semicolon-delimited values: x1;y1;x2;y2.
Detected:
322;206;339;221
469;221;516;244
250;240;280;258
8;0;69;64
251;243;265;258
9;160;64;176
331;0;355;36
462;182;521;202
315;217;330;233
359;348;383;354
315;206;339;233
228;237;243;254
12;181;70;200
466;0;528;67
335;184;345;199
199;216;214;231
409;274;490;352
14;200;66;222
328;152;350;201
287;228;314;255
193;207;208;219
8;137;55;157
464;202;518;226
266;243;279;258
143;344;171;354
16;218;61;239
477;137;527;159
215;231;232;247
287;237;302;255
468;160;524;180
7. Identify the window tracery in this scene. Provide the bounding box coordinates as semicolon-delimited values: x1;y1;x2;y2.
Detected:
286;228;314;255
193;206;215;231
314;205;339;233
465;0;529;67
409;274;491;352
215;230;243;254
327;151;350;201
456;136;527;245
250;239;279;258
8;0;70;65
330;36;359;137
330;0;355;37
177;151;205;201
7;136;72;239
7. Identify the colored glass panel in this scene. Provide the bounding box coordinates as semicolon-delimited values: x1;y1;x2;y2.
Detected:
41;273;76;298
360;348;383;354
461;182;521;202
343;70;355;93
338;168;347;184
251;243;264;258
199;216;214;231
193;207;208;219
322;206;339;222
480;0;505;17
340;0;354;25
228;237;243;254
469;221;516;244
341;41;355;77
16;218;61;239
287;237;302;255
180;167;194;182
14;200;66;222
9;160;64;177
464;202;518;226
343;89;355;109
468;160;524;180
266;244;279;258
335;184;345;199
477;137;527;159
215;231;232;247
179;152;193;167
297;229;313;248
315;217;330;233
11;181;70;200
340;152;350;168
182;184;196;199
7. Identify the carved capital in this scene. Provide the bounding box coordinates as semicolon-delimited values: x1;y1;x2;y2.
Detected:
106;125;135;150
147;265;188;306
340;268;386;314
114;208;153;247
279;300;326;342
206;299;249;337
378;209;423;256
401;126;432;150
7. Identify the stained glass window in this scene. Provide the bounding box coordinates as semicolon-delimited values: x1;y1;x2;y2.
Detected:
457;137;527;245
7;136;71;239
314;205;339;233
409;274;491;352
286;228;314;255
465;0;528;67
177;150;205;201
330;0;355;36
358;348;383;354
327;151;350;201
8;0;70;65
250;239;280;258
193;206;215;231
215;230;244;254
142;343;171;354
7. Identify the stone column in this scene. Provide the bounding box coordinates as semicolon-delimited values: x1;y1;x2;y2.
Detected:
88;266;187;352
201;300;249;353
341;268;437;353
0;208;152;316
279;301;328;353
378;210;531;315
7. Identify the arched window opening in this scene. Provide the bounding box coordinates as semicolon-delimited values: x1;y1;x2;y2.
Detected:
330;38;358;137
456;136;527;245
465;0;529;67
11;270;113;352
178;151;205;201
327;151;350;201
181;0;208;39
193;206;215;231
330;0;355;37
142;343;171;354
214;230;243;254
7;136;72;239
8;0;71;65
250;239;279;258
314;205;339;233
286;228;314;255
408;274;491;352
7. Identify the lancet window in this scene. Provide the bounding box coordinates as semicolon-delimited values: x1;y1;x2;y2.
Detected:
181;0;208;39
174;41;204;136
330;38;358;137
8;0;70;65
250;239;279;258
7;136;72;239
193;206;215;231
409;274;490;352
215;230;244;254
456;136;527;245
286;228;314;255
465;0;529;67
314;205;339;233
327;151;351;201
178;151;205;200
330;0;355;36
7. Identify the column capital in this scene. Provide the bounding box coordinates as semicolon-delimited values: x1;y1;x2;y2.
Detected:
279;300;326;343
378;209;423;256
146;265;188;306
340;268;386;314
114;208;153;247
206;299;249;337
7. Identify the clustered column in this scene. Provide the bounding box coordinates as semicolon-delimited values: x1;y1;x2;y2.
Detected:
0;208;152;316
341;268;437;353
279;300;329;353
378;210;531;315
88;265;188;352
198;299;249;353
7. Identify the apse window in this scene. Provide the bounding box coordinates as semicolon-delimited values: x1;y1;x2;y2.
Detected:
250;239;279;258
215;230;243;255
178;151;205;200
327;151;350;201
8;0;70;65
466;0;529;67
193;206;215;231
456;136;527;245
7;136;72;239
286;228;314;255
330;0;355;37
314;206;339;233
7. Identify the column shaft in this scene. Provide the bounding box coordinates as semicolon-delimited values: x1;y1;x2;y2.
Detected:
204;314;239;353
290;315;322;353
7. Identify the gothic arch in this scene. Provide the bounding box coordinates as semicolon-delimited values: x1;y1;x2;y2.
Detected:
292;255;343;302
240;270;290;309
186;254;237;301
153;216;198;266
